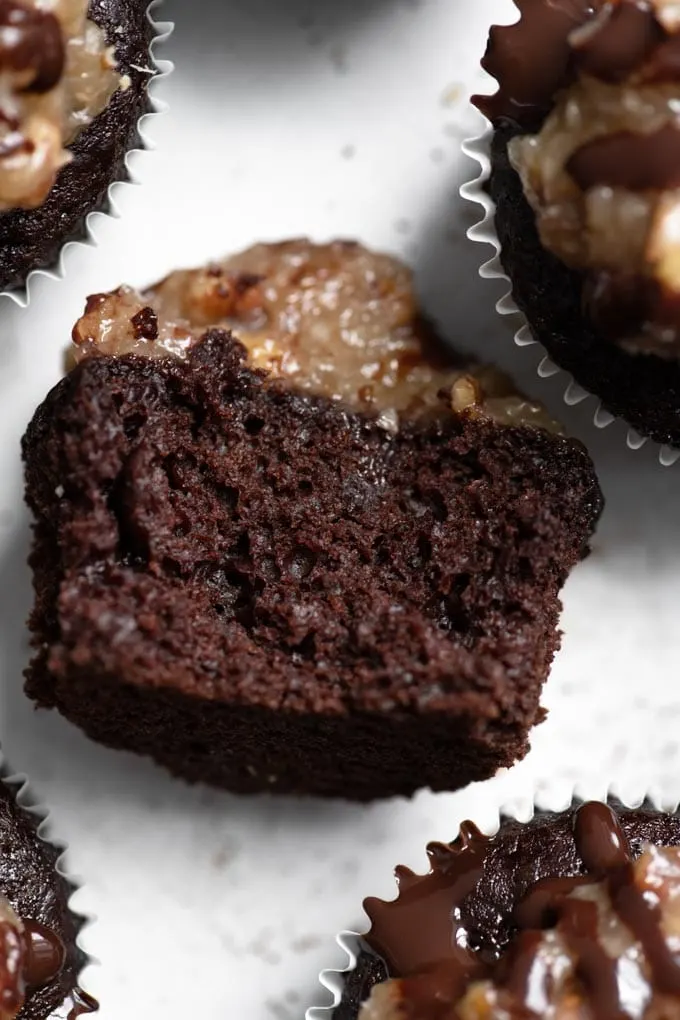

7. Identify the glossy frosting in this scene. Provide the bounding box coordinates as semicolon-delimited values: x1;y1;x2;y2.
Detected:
359;802;680;1020
68;239;561;434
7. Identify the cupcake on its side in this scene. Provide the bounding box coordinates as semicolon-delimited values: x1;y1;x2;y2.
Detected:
0;765;94;1020
474;1;680;448
325;799;680;1019
22;239;602;801
0;0;159;295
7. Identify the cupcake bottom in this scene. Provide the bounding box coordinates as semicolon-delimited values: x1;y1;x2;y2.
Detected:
332;946;386;1020
489;123;680;449
0;0;156;295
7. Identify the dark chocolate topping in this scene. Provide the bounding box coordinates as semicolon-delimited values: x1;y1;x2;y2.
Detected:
474;0;594;128
0;916;65;1018
570;1;662;82
0;0;65;94
610;866;680;995
365;822;491;977
23;920;65;990
361;803;680;1020
639;33;680;82
64;988;98;1020
512;873;593;929
474;0;680;129
572;798;631;871
567;125;680;191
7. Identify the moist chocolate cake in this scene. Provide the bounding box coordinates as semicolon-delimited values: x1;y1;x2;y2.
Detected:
0;0;156;293
474;0;680;448
334;801;680;1019
0;769;94;1020
22;240;602;801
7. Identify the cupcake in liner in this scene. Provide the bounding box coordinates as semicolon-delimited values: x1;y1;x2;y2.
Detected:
461;0;680;467
0;0;173;304
0;749;96;1020
306;785;680;1019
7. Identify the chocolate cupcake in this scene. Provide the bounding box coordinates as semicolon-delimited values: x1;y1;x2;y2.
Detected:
472;0;680;451
0;763;94;1020
315;799;680;1019
0;0;161;296
22;239;602;801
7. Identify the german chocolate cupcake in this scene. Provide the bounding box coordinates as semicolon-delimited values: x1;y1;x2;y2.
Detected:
21;239;602;801
472;0;680;450
0;761;94;1020
0;0;162;295
312;798;680;1019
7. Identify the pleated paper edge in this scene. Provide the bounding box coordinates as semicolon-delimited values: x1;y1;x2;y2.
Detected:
304;778;680;1018
460;116;680;469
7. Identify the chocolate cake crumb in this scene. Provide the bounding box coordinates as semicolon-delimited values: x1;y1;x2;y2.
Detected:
22;243;603;801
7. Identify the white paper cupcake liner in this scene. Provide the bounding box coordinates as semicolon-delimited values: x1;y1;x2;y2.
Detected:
460;117;680;469
305;780;680;1018
0;749;97;1013
2;0;174;308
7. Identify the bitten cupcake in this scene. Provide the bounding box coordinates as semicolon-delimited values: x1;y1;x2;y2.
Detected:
321;799;680;1019
0;764;94;1019
474;0;680;449
22;239;602;801
0;0;159;295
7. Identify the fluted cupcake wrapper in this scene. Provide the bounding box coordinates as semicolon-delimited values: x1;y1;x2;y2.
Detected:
460;116;680;469
2;0;173;307
305;779;680;1018
0;749;97;1015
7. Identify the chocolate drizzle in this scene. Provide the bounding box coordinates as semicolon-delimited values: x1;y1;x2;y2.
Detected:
567;126;680;192
474;0;595;129
474;0;680;128
570;2;662;82
361;803;680;1020
64;987;99;1020
365;822;491;978
572;799;631;871
610;868;680;996
0;911;66;1019
23;920;65;990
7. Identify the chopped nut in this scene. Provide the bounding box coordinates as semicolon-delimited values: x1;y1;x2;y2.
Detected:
68;241;562;435
450;375;481;414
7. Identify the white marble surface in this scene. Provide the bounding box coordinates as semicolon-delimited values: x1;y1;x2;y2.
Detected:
1;1;680;1018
